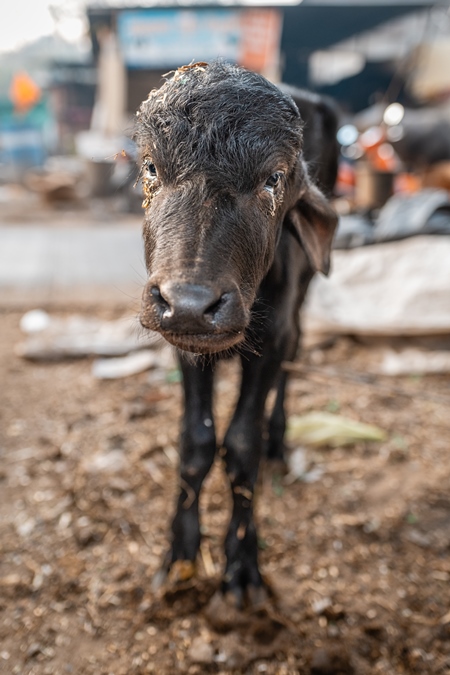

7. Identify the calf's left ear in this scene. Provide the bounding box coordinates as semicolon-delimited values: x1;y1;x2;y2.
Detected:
287;167;338;276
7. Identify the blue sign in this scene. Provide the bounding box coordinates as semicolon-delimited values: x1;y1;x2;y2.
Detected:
118;9;248;69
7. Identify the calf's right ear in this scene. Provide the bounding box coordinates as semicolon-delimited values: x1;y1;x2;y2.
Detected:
287;166;338;276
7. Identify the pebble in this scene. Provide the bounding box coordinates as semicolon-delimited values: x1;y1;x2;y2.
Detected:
310;646;354;674
187;636;214;664
27;643;42;659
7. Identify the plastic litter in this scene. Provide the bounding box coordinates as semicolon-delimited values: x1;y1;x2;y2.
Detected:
81;450;128;475
380;348;450;376
285;446;324;484
20;309;51;333
92;349;173;379
286;412;386;447
16;312;162;360
304;235;450;337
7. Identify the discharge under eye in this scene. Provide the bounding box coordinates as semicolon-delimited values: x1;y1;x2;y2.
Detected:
264;171;283;193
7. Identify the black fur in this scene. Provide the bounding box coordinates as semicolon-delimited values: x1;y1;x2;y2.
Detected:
135;61;338;601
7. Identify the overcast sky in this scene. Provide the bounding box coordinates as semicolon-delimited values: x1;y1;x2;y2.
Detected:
0;1;87;53
1;0;299;53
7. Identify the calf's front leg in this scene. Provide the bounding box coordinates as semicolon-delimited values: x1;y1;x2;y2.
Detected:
167;356;216;578
222;350;283;603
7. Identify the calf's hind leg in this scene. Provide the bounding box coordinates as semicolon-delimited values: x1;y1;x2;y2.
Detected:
267;324;300;461
266;370;289;461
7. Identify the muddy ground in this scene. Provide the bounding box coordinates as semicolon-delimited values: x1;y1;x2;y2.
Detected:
1;309;450;675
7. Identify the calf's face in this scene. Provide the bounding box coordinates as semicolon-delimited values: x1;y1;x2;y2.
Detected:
136;62;336;354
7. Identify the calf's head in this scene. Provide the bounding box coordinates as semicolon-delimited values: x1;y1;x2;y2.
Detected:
136;61;336;354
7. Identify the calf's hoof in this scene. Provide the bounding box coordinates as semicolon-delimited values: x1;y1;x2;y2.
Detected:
205;583;272;632
168;559;196;583
265;439;287;463
221;564;270;610
151;558;196;593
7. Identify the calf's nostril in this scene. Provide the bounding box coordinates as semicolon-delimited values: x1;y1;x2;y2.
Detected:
204;293;227;318
150;285;170;311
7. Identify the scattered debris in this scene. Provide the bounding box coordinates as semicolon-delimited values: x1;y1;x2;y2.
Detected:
16;311;163;360
285;447;324;484
2;311;450;674
19;309;51;333
310;646;354;674
304;235;450;337
380;347;450;375
92;348;173;379
25;168;80;203
285;360;450;405
81;450;129;475
187;636;215;664
287;411;386;447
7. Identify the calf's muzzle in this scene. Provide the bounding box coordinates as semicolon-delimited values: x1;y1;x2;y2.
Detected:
141;279;248;353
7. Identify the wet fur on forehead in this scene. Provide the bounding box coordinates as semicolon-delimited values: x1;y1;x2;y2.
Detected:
135;61;303;190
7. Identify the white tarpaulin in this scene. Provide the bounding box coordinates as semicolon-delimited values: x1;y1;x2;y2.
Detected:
304;235;450;337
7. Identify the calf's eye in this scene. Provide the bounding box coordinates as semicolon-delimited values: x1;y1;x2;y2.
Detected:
264;172;283;194
144;160;158;179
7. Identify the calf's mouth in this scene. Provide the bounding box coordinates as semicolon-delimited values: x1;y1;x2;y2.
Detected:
155;329;245;354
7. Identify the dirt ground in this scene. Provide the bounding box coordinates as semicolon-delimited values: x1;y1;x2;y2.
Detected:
1;308;450;675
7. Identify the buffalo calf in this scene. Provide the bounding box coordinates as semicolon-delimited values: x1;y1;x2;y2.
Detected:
136;61;338;603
